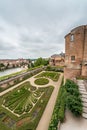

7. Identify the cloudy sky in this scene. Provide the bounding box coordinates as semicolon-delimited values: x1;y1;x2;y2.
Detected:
0;0;87;59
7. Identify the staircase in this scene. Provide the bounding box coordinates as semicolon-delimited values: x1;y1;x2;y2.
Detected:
77;80;87;119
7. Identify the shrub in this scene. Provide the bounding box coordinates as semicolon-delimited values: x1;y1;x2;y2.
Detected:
45;65;64;72
65;79;83;116
66;95;83;116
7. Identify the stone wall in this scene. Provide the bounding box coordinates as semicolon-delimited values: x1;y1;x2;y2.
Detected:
0;67;43;92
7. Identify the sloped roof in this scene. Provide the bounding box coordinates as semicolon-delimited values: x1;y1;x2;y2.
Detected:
51;52;65;58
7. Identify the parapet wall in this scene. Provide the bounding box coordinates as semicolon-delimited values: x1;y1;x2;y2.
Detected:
0;68;43;92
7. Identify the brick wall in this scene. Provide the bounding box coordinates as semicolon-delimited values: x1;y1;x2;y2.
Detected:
64;67;81;80
65;26;84;66
82;65;87;76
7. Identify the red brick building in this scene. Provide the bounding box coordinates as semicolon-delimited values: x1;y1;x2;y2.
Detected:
49;53;65;67
64;25;87;79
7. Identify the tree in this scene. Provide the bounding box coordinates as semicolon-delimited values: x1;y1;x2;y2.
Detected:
0;63;5;70
6;63;9;69
0;63;5;68
31;62;34;68
34;57;49;67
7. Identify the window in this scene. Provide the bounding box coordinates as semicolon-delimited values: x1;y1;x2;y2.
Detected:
70;34;74;41
71;56;75;61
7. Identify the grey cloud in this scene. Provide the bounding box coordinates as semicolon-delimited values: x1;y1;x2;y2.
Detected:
0;0;87;58
20;35;44;44
0;40;15;51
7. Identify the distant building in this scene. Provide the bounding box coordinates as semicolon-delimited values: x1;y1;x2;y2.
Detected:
49;52;65;66
64;25;87;79
0;58;30;69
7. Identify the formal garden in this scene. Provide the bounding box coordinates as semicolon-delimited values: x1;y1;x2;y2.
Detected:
0;81;54;130
2;82;43;116
35;71;60;81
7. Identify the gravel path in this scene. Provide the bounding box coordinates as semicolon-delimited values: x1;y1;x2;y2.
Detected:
36;73;63;130
28;73;58;88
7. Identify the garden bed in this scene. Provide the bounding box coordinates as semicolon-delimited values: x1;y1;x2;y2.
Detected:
2;82;43;116
0;81;54;130
34;78;49;85
35;71;60;81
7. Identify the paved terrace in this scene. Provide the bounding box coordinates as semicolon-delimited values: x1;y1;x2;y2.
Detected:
60;110;87;130
36;73;63;130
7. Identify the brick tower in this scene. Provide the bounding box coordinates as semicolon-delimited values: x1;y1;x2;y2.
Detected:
64;25;87;79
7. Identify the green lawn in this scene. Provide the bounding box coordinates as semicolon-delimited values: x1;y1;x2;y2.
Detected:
0;81;54;130
35;71;60;81
34;78;49;85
